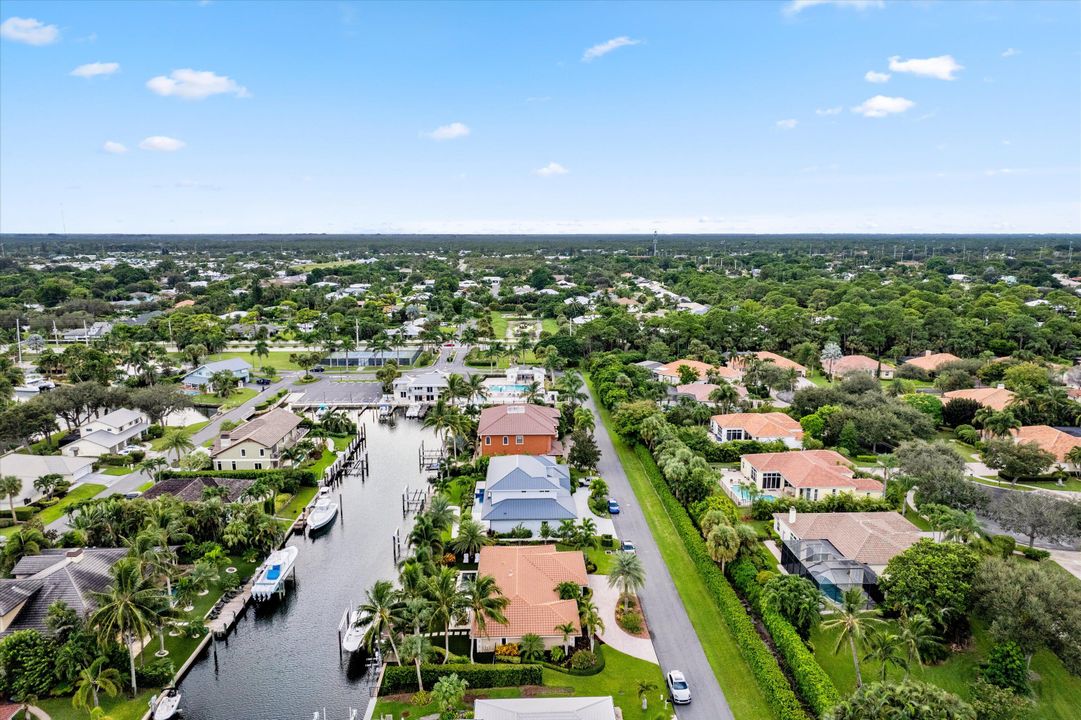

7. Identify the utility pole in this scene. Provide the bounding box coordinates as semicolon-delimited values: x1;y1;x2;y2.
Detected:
652;230;658;258
15;318;22;364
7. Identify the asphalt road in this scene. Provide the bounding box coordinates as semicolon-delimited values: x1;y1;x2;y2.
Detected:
584;391;735;720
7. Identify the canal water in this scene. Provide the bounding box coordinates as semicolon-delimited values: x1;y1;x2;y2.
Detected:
177;413;435;720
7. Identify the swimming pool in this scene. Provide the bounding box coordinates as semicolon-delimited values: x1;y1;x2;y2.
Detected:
488;384;529;393
730;485;776;503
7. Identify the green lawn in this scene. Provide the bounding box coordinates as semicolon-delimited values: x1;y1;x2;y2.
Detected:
555;543;614;575
192;387;258;410
149;420;210;451
810;620;1081;720
541;318;559;334
0;483;105;537
491;311;510;339
374;686;527;718
179;350;304;371
102;465;134;476
38;690;155;720
902;506;933;531
332;435;353;451
279;485;319;519
306;447;338;479
137;480;154;492
585;377;774;720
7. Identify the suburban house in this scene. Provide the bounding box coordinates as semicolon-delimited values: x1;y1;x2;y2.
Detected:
830;355;895;380
674;382;747;404
61;408;149;458
740;449;884;500
1011;425;1081;471
392;370;449;404
942;386;1016;412
902;351;962;375
653;359;716;385
474;697;617;720
481;367;555;405
210;408;306;471
182;358;252;391
478;404;561;457
472;455;576;533
0;454;95;503
710;412;803;448
471;545;587;653
729;351;807;377
142;476;255;503
61;321;113;343
773;509;925;601
1;548;128;637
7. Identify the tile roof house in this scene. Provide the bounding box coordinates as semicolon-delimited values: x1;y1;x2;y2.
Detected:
211;408;306;471
471;545;587;652
710;412;803;448
182;358;252;390
0;548;128;636
903;351;962;374
142;475;255;503
62;408;149;458
729;351;807;377
674;382;743;404
942;386;1016;411
1012;425;1081;470
473;455;576;533
653;359;715;384
478;404;561;457
474;697;617;720
740;449;883;500
830;355;895;380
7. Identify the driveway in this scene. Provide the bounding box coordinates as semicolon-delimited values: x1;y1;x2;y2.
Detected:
574;491;615;536
588;575;658;664
584;391;735;720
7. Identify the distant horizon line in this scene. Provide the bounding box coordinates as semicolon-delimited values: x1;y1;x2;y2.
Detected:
2;232;1079;238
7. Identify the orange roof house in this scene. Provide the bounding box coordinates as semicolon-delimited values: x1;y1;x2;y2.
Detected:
478;404;561;457
171;299;196;310
943;386;1016;412
903;351;961;373
773;511;925;572
831;355;895;379
654;359;722;384
472;545;587;651
729;351;807;377
710;412;803;448
740;449;883;500
1012;425;1081;467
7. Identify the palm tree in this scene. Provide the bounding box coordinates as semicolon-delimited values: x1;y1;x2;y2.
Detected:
72;657;123;714
1066;445;1081;475
359;579;404;665
862;625;907;682
555;621;577;656
426;566;468;662
978;408;1020;439
0;474;22;523
159;428;194;465
250;340;270;365
464;374;488;408
706;524;741;574
399;633;432;691
182;343;207;369
523;381;544;404
519;633;544;662
896;611;942;679
442;373;470;406
708;382;740;412
408;515;445;557
573;407;595;433
637;679;659;711
578;598;605;651
557;371;586;407
136;457;168;485
464;574;509;662
451;518;491;561
820;587;881;688
89;558;170;696
608;552;646;610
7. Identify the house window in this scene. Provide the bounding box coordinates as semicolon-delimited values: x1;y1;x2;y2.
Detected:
231;462;236;470
515;435;524;445
255;463;263;470
240;449;246;457
762;472;782;490
259;448;265;457
485;436;491;445
503;436;509;445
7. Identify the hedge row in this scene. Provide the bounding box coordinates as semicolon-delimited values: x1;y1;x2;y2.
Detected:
631;445;809;720
751;494;894;521
541;644;607;676
380;662;542;693
162;468;317;486
729;559;841;716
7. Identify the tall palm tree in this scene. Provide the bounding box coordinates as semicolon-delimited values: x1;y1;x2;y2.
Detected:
159;428;195;465
72;657;123;713
896;611;942;679
89;558;170;696
862;625;907;682
821;587;881;688
451;518;491;560
400;633;432;691
708;382;740;413
557;371;587;408
706;524;741;574
250;340;270;365
578;598;605;651
136;457;169;485
425;566;468;662
442;373;470;406
523;381;544;404
464;374;488;409
0;475;22;522
358;579;404;665
555;621;577;656
608;552;646;610
463;574;509;662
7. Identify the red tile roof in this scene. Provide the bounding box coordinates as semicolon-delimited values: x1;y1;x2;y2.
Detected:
775;512;923;565
832;355;894;375
729;351;807;374
478;404;560;438
473;545;586;638
904;352;961;372
943;387;1015;411
711;412;803;440
1012;425;1081;462
744;450;882;492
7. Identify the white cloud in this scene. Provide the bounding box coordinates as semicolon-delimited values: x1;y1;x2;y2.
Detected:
582;36;641;62
1001;48;1020;58
815;106;843;116
71;62;119;78
0;16;60;45
852;95;915;118
888;55;964;81
424;122;470;141
776;119;799;130
984;168;1027;177
102;141;127;154
864;70;890;83
534;162;569;177
146;69;249;99
783;0;884;16
139;136;186;152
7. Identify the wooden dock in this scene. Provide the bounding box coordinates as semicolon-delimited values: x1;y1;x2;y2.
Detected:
206;584;253;637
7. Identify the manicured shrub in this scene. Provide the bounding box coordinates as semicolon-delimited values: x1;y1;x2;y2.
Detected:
1019;546;1050;561
955;424;979;445
988;535;1016;559
569;649;597;671
751;493;895;521
983;641;1029;694
380;663;542;694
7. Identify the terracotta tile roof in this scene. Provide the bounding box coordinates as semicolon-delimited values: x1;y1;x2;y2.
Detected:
473;545;585;639
730;351;807;374
774;511;923;565
744;450;882;492
943;387;1015;411
656;359;732;381
676;383;747;402
832;355;894;375
478;404;560;438
711;412;803;440
904;352;961;372
211;408;303;455
1012;425;1081;462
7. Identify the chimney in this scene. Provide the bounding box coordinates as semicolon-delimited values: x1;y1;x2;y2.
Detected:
66;548;84;563
788;507;797;524
996;383;1005;390
924;350;932;357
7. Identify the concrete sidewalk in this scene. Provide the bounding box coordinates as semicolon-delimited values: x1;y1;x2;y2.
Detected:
588;575;658;664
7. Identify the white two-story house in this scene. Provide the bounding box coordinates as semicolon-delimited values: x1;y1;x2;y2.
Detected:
62;408;150;458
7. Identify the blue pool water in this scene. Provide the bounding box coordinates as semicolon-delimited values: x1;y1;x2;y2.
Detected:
732;485;776;503
489;384;528;393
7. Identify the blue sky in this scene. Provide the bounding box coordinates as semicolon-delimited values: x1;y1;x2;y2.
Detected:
1;0;1078;234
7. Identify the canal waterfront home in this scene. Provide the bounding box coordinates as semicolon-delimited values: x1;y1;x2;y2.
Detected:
181;357;252;391
393;369;450;404
471;545;587;653
478;404;561;457
210;408;306;471
474;696;617;720
472;455;576;534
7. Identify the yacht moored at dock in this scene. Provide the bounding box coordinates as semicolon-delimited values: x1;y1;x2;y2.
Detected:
150;686;181;719
341;609;368;653
251;546;299;601
307;489;339;532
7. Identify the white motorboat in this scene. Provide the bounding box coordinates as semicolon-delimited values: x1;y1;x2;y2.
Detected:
341;609;368;653
251;546;299;600
150;686;181;719
307;491;339;532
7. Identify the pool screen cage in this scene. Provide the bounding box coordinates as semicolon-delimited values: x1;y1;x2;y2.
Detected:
779;536;881;605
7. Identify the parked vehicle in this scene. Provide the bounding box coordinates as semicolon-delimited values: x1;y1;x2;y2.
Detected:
620;540;636;554
311;366;325;373
255;377;273;385
608;499;621;514
666;670;692;704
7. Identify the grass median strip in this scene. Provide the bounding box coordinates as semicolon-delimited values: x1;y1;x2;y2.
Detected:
588;379;775;720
